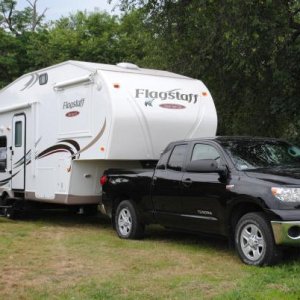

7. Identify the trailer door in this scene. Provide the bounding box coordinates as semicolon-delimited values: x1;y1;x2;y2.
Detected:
11;114;26;190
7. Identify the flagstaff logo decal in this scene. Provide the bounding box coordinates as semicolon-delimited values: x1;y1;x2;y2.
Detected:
159;104;186;110
135;89;199;108
66;111;80;117
63;98;85;117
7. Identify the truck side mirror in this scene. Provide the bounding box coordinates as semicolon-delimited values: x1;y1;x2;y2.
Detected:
186;159;227;175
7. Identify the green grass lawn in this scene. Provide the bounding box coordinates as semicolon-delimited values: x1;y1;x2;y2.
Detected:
0;211;300;300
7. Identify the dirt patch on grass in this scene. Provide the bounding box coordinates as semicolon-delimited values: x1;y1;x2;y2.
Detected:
0;225;117;297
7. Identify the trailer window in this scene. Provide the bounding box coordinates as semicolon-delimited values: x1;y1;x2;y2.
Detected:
15;121;22;147
39;73;48;85
0;136;7;172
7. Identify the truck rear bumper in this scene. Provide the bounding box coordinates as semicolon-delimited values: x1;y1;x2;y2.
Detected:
271;221;300;245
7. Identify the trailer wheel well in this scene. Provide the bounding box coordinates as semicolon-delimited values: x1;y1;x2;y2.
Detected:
0;192;8;201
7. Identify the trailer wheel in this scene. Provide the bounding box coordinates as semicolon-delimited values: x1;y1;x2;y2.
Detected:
5;198;20;219
235;212;281;266
115;200;144;239
4;206;16;219
0;194;7;217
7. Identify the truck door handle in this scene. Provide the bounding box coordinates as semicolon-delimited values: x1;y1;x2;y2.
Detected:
152;176;157;185
182;178;193;187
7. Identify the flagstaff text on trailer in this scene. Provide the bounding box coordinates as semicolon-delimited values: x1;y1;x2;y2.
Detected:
135;89;199;103
63;98;85;110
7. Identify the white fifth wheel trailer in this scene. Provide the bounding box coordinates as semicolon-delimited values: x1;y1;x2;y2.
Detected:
0;61;217;215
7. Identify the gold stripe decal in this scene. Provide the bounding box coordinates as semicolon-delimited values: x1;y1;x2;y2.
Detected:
74;118;107;156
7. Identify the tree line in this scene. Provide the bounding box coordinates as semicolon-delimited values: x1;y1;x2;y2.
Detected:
0;0;299;142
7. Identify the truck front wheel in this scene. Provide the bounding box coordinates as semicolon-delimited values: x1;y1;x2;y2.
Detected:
115;200;144;239
235;212;281;266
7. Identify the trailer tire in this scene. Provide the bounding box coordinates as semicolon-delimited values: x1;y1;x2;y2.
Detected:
4;206;16;220
235;212;281;266
6;198;21;219
0;194;8;216
115;200;144;239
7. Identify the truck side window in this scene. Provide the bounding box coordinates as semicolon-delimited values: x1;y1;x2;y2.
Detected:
0;136;7;172
167;144;188;171
156;148;172;170
192;144;221;164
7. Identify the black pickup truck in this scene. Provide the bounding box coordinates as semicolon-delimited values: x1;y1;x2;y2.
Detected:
100;137;300;266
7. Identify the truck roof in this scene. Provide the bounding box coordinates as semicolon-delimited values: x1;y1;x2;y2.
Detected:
169;136;287;145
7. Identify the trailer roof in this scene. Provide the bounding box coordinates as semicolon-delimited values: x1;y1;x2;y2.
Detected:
71;61;191;79
0;60;193;94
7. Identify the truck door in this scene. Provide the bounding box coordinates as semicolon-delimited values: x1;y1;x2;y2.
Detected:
11;114;26;190
181;143;228;234
151;144;188;227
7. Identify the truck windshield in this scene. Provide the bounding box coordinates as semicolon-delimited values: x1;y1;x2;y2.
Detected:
220;140;300;171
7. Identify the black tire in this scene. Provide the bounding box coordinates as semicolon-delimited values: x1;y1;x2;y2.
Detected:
115;200;144;239
5;198;19;219
235;212;281;266
4;206;17;219
0;194;7;217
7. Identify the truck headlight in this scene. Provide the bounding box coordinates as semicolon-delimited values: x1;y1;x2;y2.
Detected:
271;187;300;202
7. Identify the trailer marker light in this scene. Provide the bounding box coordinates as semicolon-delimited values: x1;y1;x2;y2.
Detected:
202;92;208;96
113;84;120;88
100;147;105;152
100;175;108;186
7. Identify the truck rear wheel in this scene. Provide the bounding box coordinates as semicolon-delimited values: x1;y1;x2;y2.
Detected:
235;212;281;266
115;200;144;239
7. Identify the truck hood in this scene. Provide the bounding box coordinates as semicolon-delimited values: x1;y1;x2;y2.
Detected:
244;166;300;185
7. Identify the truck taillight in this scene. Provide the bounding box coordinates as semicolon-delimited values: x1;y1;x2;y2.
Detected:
100;175;108;186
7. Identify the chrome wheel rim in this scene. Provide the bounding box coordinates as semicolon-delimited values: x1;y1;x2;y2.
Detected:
240;224;265;261
118;208;132;236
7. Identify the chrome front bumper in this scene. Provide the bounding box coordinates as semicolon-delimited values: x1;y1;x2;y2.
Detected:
271;221;300;245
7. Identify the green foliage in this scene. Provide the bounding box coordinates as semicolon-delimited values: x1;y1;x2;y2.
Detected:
23;11;151;69
0;28;21;87
116;0;300;143
0;0;299;142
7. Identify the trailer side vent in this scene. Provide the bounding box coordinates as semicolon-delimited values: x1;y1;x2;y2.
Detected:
39;73;48;85
116;62;140;70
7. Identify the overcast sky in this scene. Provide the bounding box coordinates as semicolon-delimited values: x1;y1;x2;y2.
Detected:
16;0;120;20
